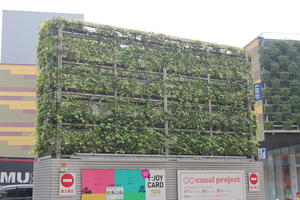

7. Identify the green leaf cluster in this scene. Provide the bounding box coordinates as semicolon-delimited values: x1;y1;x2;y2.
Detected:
35;18;256;157
260;40;300;130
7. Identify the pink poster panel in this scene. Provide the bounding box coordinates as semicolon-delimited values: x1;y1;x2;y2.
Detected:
82;169;115;194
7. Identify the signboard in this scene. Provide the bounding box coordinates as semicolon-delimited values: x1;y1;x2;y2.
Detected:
177;170;246;200
82;169;165;200
248;173;260;191
0;158;34;186
59;173;75;195
258;148;267;160
254;83;263;101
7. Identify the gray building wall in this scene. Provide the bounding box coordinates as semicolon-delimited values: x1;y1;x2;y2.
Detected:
1;10;83;65
33;155;265;200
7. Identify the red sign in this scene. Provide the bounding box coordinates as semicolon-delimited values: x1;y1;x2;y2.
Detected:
249;173;258;185
248;173;260;192
61;173;74;188
59;173;75;196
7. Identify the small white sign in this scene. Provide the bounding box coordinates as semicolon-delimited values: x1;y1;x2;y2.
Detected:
59;173;76;195
248;173;260;191
146;170;166;200
258;148;267;160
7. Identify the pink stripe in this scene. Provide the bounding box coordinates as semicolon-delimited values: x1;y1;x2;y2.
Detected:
258;114;264;123
0;122;35;127
0;87;36;92
0;132;23;136
24;75;37;79
0;96;23;100
22;110;36;114
22;145;32;150
254;71;261;81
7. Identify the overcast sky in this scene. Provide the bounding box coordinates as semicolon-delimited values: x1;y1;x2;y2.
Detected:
1;0;300;48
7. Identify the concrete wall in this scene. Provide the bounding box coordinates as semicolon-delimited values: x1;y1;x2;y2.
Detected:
33;155;265;200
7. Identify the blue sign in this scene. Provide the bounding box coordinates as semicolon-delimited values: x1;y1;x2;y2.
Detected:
254;83;263;101
258;148;267;160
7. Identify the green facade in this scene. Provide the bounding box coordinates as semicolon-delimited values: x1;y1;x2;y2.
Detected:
36;18;256;157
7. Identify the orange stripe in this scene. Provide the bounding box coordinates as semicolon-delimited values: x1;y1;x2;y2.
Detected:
0;127;36;132
0;136;35;146
0;92;36;97
0;64;38;75
0;101;36;110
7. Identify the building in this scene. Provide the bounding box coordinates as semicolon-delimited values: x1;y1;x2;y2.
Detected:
246;33;300;200
0;10;83;158
36;18;256;158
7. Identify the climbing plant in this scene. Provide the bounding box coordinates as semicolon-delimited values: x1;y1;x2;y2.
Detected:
260;40;300;130
35;18;256;157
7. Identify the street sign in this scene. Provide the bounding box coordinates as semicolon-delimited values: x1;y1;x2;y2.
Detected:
254;83;263;101
248;173;260;191
59;173;75;195
258;148;267;160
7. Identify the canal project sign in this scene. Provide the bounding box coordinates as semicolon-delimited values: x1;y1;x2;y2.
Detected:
177;170;246;200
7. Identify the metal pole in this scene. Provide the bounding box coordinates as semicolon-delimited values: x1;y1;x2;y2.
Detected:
207;73;213;156
207;74;213;137
113;50;118;154
113;50;118;98
163;67;169;155
246;54;255;160
56;26;63;158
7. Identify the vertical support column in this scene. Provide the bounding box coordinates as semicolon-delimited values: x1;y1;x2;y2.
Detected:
274;149;284;200
56;27;63;158
113;50;118;98
207;74;213;137
207;73;213;156
246;54;255;160
205;51;213;156
289;146;298;200
113;50;118;154
266;151;277;200
163;67;169;156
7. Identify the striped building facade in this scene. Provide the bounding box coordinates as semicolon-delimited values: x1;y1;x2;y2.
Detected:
0;10;83;158
0;64;37;157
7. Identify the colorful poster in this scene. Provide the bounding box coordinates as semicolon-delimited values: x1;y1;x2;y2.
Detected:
106;187;124;199
177;170;246;200
82;169;165;200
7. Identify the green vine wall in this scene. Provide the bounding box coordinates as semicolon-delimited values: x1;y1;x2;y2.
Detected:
260;40;300;130
36;18;256;157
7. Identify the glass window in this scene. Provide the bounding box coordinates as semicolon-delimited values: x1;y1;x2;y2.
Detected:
282;154;292;200
16;188;28;197
0;187;17;197
295;145;300;165
26;187;32;196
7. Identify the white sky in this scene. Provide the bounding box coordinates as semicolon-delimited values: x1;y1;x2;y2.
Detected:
1;0;300;48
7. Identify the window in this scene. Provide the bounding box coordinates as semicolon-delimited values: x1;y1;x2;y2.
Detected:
0;187;17;197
